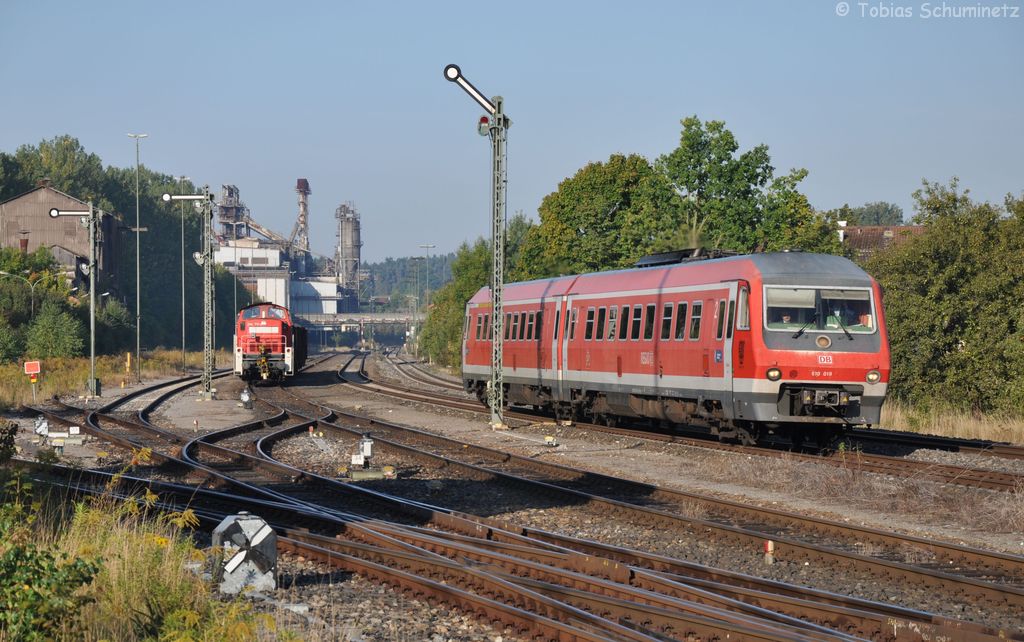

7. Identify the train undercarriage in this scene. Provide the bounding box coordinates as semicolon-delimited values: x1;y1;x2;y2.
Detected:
466;379;856;449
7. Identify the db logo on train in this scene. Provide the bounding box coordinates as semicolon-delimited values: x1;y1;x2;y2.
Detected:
817;355;834;365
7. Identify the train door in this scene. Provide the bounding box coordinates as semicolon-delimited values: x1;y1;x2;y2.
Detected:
722;283;738;402
558;295;577;402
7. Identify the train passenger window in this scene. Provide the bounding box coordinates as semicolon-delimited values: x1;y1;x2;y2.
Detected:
510;313;519;341
584;308;595;340
736;287;750;330
505;313;512;340
554;310;560;340
536;311;543;339
519;312;527;341
595;308;606;341
643;304;656;340
475;314;482;340
606;306;618;341
569;308;579;340
618;306;630;340
660;303;673;340
631;305;642;340
727;301;735;339
463;315;470;341
483;314;490;340
689;301;703;340
674;302;688;340
716;300;726;340
526;313;535;341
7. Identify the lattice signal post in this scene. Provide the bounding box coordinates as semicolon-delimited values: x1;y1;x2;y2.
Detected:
444;64;510;428
163;186;216;399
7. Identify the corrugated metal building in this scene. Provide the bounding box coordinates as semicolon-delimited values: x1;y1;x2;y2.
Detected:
0;184;120;286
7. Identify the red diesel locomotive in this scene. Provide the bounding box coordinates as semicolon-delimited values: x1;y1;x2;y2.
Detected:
234;303;307;382
462;251;889;445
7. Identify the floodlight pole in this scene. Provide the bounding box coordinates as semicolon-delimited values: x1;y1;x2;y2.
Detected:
444;64;509;427
163;187;215;398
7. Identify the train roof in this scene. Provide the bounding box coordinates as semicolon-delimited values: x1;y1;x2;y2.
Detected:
467;252;874;305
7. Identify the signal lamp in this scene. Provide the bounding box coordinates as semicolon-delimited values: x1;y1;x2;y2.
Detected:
865;370;881;384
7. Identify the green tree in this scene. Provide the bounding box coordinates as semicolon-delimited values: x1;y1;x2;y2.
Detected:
514;154;679;280
866;179;1024;413
95;298;134;354
9;136;109;207
845;201;904;225
419;240;491;368
0;318;23;364
657;116;841;254
25;301;85;358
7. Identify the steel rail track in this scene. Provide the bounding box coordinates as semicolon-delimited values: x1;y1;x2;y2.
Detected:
21;461;1001;642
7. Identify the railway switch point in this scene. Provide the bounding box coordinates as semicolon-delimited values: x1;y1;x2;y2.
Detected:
212;512;277;595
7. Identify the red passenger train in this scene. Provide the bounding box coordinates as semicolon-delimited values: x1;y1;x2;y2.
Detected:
462;251;890;445
234;303;307;382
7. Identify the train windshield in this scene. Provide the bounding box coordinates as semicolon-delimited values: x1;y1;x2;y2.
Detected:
764;287;876;334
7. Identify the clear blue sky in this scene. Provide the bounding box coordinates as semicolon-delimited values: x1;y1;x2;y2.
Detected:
2;0;1021;262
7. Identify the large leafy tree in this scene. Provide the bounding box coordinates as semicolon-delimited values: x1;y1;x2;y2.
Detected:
657;116;841;254
849;201;904;225
867;180;1024;413
514;154;679;280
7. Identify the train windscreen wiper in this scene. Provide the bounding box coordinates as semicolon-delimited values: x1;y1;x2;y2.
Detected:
791;313;817;339
833;314;854;340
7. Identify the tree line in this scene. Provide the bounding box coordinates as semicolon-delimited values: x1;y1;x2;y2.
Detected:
419;116;1023;416
0;136;253;363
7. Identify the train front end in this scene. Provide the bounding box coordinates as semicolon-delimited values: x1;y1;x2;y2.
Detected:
733;254;890;443
234;304;298;382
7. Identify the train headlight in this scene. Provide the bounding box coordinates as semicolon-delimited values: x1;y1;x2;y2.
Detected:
766;367;782;381
866;370;881;384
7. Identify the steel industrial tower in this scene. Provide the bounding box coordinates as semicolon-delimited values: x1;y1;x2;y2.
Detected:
292;179;310;252
334;202;362;290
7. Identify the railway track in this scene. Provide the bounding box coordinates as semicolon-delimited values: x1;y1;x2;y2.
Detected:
21;356;1021;639
371;352;1024;493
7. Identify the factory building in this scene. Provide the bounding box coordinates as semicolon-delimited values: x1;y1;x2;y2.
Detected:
0;181;121;289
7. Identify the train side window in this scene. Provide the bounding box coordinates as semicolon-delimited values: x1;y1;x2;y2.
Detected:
595;307;606;341
569;308;579;340
716;300;726;340
510;313;519;341
554;309;560;340
689;301;703;340
736;287;750;330
618;305;630;340
584;308;595;340
727;301;736;339
463;314;470;341
660;303;673;340
606;306;618;341
475;314;482;340
643;303;656;340
481;314;488;340
505;313;512;340
526;312;535;341
674;302;688;340
536;311;543;339
519;312;528;341
631;304;643;340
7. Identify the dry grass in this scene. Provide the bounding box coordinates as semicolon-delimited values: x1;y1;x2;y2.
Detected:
0;349;232;410
1;478;279;642
881;399;1024;444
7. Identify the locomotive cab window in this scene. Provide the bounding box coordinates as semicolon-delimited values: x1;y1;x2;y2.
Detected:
764;287;876;333
736;287;750;330
716;300;726;340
